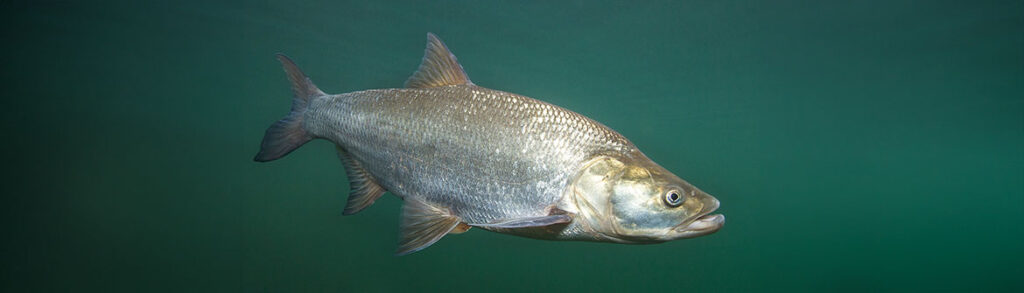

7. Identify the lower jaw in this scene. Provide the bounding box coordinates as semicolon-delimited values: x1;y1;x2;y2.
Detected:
674;214;725;235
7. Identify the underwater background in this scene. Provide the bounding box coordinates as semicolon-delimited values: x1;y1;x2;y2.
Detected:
3;0;1022;291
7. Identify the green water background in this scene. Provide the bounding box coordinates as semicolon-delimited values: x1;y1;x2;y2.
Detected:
3;0;1022;291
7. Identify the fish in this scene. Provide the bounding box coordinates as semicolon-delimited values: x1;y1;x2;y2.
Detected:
254;33;724;255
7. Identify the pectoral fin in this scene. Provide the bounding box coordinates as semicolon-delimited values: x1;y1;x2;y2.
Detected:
396;198;462;256
474;214;572;229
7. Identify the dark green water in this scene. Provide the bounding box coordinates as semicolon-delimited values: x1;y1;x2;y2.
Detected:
3;0;1022;291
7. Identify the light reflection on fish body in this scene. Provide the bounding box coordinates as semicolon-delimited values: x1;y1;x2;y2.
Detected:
255;33;723;255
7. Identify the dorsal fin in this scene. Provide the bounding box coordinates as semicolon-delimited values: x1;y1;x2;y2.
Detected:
404;33;473;88
336;146;386;215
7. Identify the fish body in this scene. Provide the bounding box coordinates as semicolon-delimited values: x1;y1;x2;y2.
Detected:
255;34;724;255
307;86;629;227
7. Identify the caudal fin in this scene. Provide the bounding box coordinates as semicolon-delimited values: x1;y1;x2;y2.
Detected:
253;54;325;162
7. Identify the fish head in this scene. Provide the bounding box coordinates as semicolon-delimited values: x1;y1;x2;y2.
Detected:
569;155;724;243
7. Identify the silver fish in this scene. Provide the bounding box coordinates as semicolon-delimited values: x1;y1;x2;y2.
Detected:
255;33;724;255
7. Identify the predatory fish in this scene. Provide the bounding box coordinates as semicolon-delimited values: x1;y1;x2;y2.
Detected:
255;33;724;255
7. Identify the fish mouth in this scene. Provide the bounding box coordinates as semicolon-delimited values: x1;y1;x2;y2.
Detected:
676;214;725;233
671;197;724;236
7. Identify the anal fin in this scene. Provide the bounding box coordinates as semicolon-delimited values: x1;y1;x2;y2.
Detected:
397;198;462;256
336;146;386;215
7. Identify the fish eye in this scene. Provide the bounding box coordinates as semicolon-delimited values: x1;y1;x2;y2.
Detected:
664;190;683;207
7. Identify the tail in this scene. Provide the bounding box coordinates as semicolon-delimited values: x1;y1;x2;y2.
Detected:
253;54;326;162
